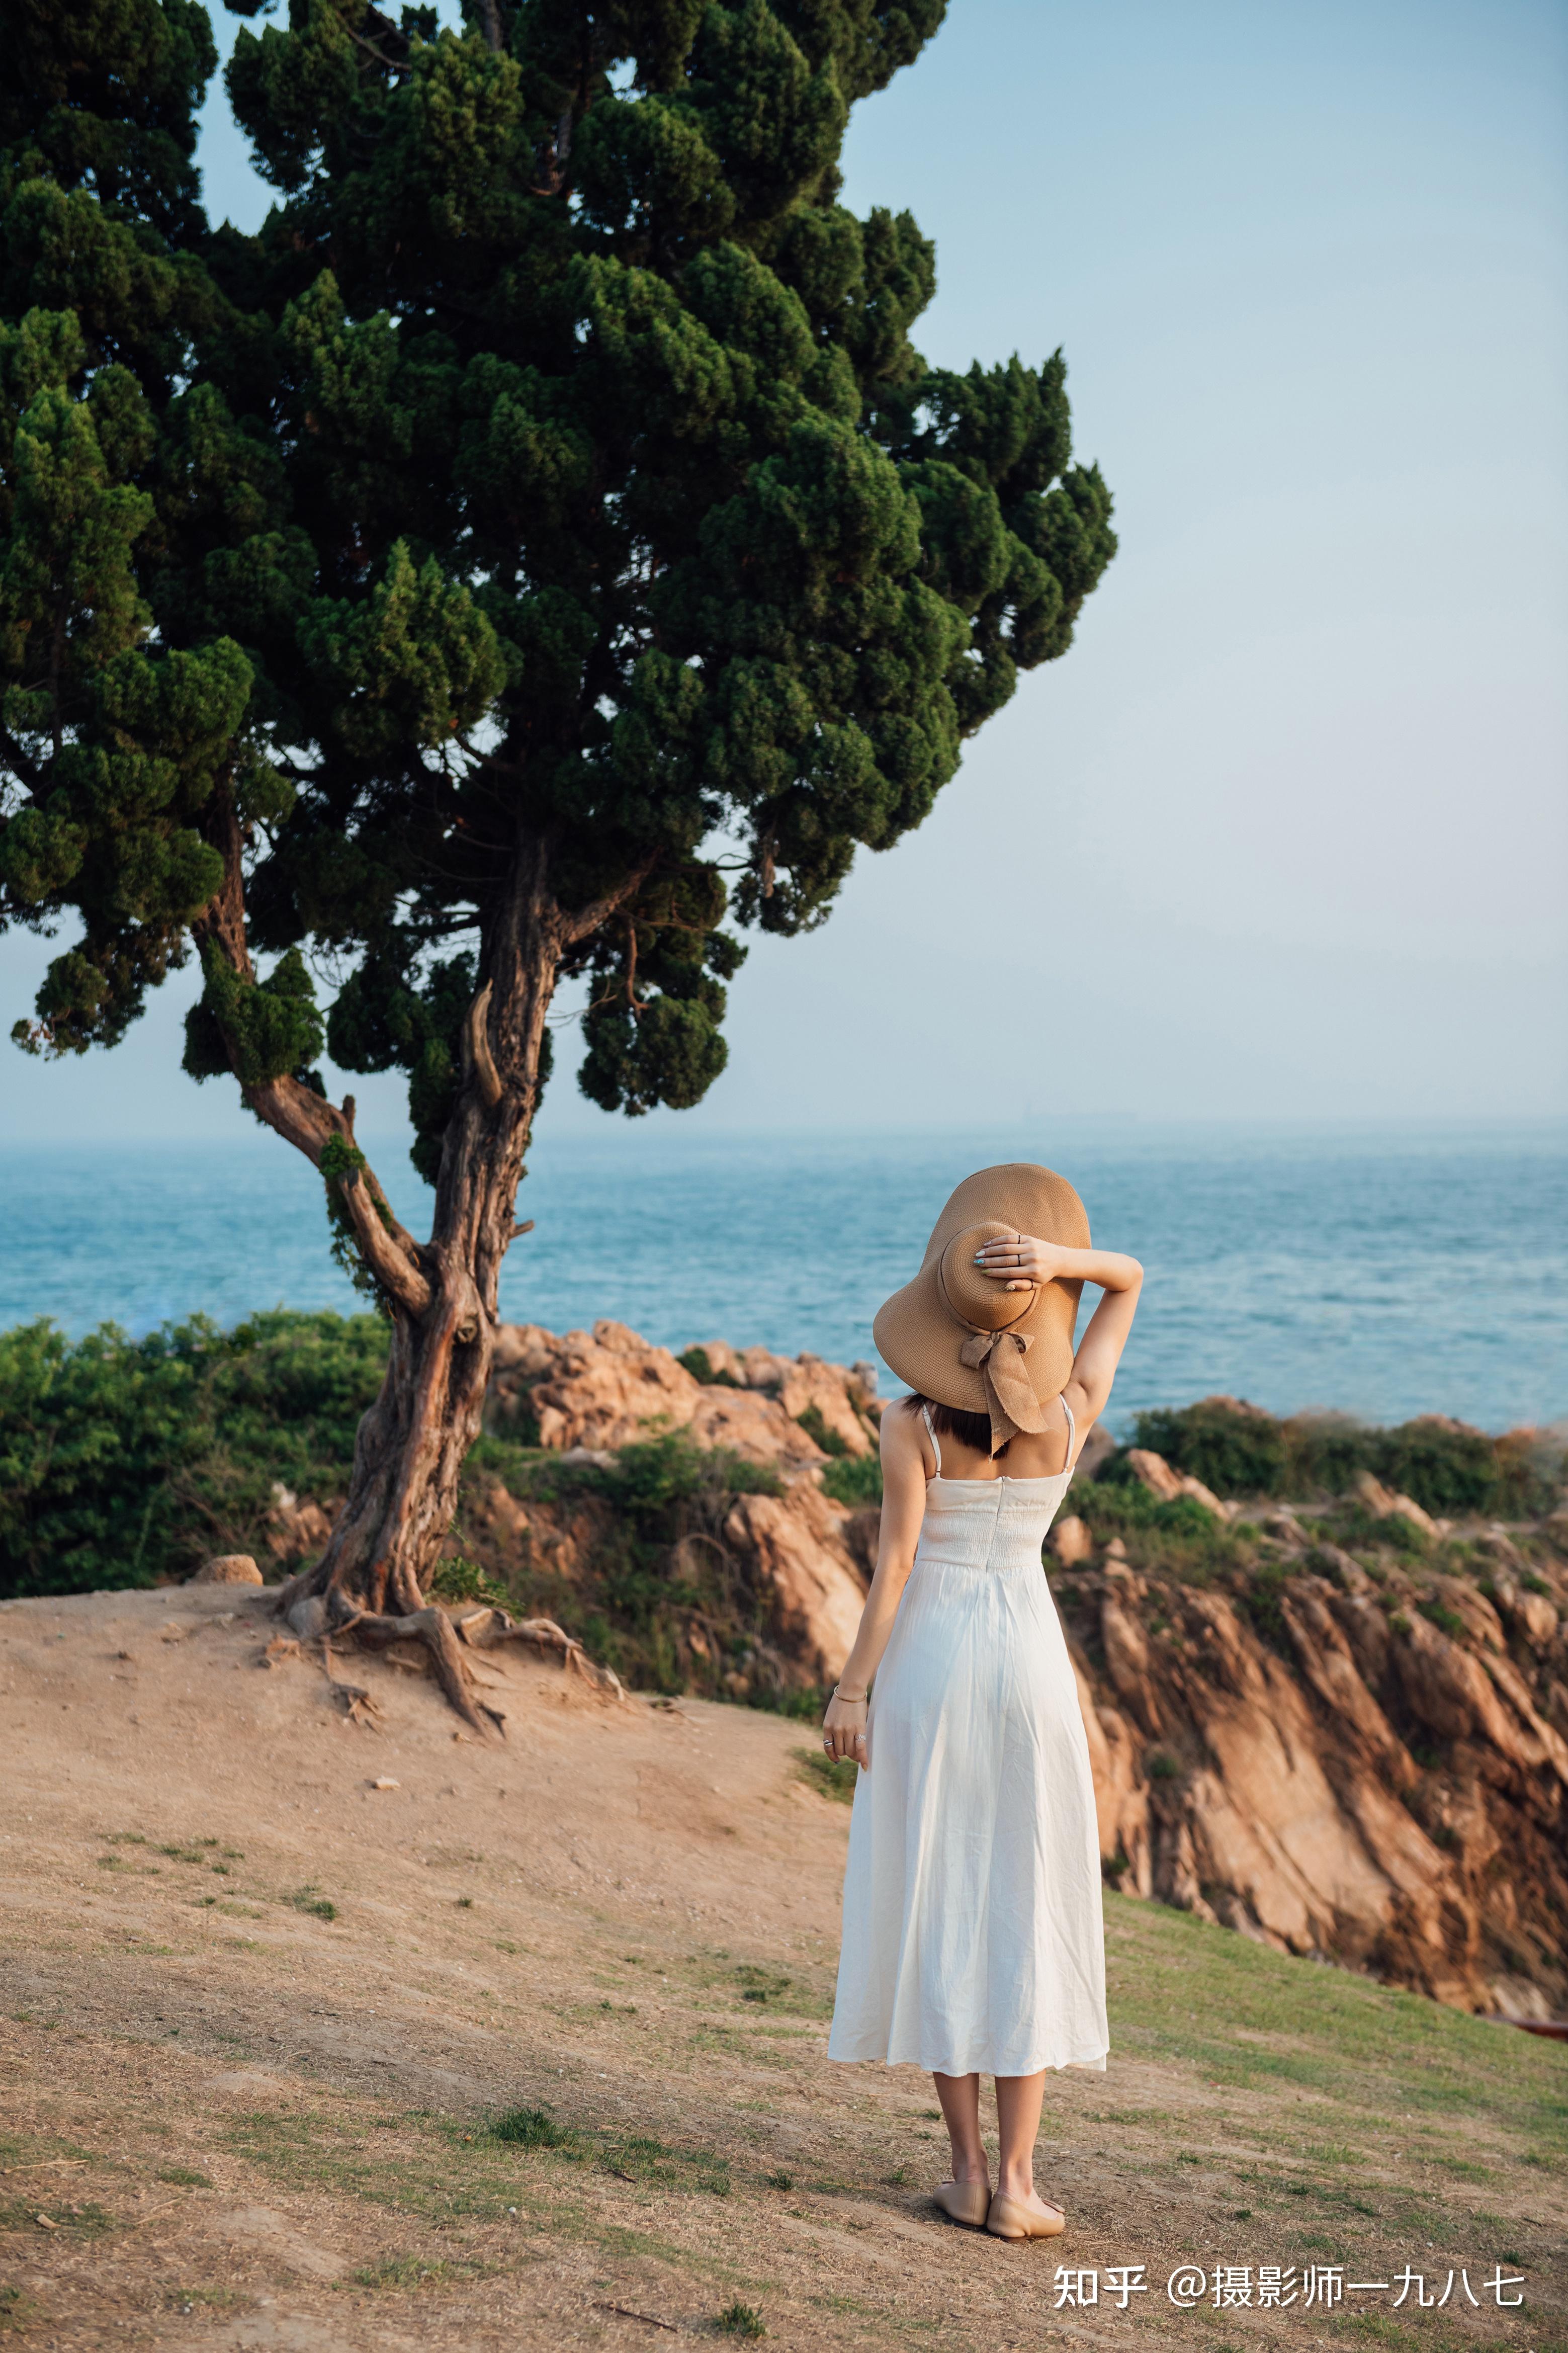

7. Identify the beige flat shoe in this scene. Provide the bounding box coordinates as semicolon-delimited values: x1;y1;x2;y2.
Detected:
986;2191;1066;2240
932;2178;991;2229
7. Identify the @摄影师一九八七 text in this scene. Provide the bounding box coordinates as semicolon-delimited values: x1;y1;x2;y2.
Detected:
1043;2263;1526;2311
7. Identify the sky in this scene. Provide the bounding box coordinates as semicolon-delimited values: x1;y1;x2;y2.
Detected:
3;0;1565;1145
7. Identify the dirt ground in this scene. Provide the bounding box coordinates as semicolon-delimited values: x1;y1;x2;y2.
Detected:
2;1582;1564;2352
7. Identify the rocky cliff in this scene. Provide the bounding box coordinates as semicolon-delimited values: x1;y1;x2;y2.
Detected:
264;1319;1567;2022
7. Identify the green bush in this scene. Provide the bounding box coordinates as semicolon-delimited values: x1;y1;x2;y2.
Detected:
0;1310;387;1599
1135;1401;1287;1497
676;1346;741;1390
1134;1396;1553;1517
1077;1479;1245;1582
795;1402;850;1458
820;1454;883;1507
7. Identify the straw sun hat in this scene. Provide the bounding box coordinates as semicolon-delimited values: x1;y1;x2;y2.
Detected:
873;1163;1090;1454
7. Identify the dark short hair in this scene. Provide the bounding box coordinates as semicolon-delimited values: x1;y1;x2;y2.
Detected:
909;1393;1007;1460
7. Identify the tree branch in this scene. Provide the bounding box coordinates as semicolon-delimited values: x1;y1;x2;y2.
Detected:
560;856;659;948
191;782;432;1318
244;1072;433;1318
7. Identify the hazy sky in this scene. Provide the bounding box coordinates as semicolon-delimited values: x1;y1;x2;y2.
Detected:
4;0;1564;1145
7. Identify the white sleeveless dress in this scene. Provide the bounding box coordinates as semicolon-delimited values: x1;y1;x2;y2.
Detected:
827;1401;1108;2078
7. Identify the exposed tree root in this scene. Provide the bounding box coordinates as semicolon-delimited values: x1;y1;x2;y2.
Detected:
351;1607;506;1735
270;1574;623;1730
453;1604;627;1703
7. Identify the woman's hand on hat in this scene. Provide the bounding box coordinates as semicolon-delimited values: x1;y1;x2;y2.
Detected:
822;1686;869;1769
974;1231;1072;1292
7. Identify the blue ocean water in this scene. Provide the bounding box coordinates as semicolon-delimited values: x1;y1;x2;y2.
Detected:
1;1123;1563;1434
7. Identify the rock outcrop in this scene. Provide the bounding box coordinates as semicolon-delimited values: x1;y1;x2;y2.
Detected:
1055;1514;1567;2019
489;1319;876;1464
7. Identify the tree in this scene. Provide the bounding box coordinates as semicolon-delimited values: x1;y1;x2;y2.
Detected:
0;0;1116;1721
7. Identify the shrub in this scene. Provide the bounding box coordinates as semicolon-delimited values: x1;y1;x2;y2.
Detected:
1134;1401;1287;1498
1077;1480;1246;1582
820;1454;883;1507
795;1403;850;1458
1133;1396;1553;1519
1240;1560;1291;1648
428;1555;511;1610
676;1347;741;1390
0;1310;386;1599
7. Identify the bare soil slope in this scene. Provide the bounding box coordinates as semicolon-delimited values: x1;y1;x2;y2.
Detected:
2;1584;1565;2352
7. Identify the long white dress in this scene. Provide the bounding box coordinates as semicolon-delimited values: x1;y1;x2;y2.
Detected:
827;1401;1108;2078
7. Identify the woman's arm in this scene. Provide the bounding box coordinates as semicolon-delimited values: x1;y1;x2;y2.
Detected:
821;1401;929;1768
975;1235;1144;1436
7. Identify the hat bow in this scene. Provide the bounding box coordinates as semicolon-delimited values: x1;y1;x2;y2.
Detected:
958;1327;1051;1454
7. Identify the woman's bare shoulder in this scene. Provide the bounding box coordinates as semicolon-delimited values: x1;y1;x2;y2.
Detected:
879;1394;924;1450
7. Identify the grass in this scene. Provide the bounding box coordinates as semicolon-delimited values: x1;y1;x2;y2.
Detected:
1103;1891;1568;2163
791;1746;858;1804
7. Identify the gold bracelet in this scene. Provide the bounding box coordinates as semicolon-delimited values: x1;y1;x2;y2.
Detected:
832;1682;868;1706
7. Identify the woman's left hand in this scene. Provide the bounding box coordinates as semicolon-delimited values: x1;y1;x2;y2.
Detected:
974;1230;1073;1292
822;1689;869;1769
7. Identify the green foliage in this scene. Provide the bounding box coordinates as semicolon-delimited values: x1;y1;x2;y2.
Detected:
794;1401;849;1456
470;1424;807;1700
427;1553;511;1609
820;1452;883;1506
491;2105;568;2149
792;1745;858;1804
716;2304;766;2339
1134;1402;1287;1498
676;1344;741;1388
1078;1478;1245;1582
0;1309;387;1597
3;0;1113;1188
1418;1598;1466;1641
1135;1399;1554;1516
1239;1559;1290;1649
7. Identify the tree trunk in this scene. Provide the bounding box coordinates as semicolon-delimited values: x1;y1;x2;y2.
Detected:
200;823;646;1729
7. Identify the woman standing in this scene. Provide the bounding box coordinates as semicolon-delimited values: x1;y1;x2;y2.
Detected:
823;1163;1143;2242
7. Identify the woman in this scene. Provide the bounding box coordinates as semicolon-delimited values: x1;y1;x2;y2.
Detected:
822;1162;1143;2242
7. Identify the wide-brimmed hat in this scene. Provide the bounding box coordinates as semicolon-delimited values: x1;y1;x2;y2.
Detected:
873;1163;1089;1454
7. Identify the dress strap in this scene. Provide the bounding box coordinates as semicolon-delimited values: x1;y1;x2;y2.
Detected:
921;1402;942;1478
1060;1392;1077;1471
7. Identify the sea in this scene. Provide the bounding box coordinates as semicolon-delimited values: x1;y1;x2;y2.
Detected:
1;1122;1563;1437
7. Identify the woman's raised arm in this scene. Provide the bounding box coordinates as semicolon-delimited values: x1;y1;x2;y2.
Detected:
974;1235;1144;1439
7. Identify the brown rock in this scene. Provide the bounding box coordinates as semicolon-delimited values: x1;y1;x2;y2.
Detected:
1050;1515;1093;1567
266;1485;335;1568
722;1485;868;1681
508;1320;830;1467
1312;1543;1372;1594
1508;1591;1560;1650
187;1555;263;1586
1123;1448;1225;1516
1101;1593;1161;1735
1125;1448;1182;1503
1353;1469;1438;1538
1071;1658;1150;1891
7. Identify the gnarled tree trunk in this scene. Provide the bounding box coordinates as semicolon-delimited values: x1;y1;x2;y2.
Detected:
201;827;641;1729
